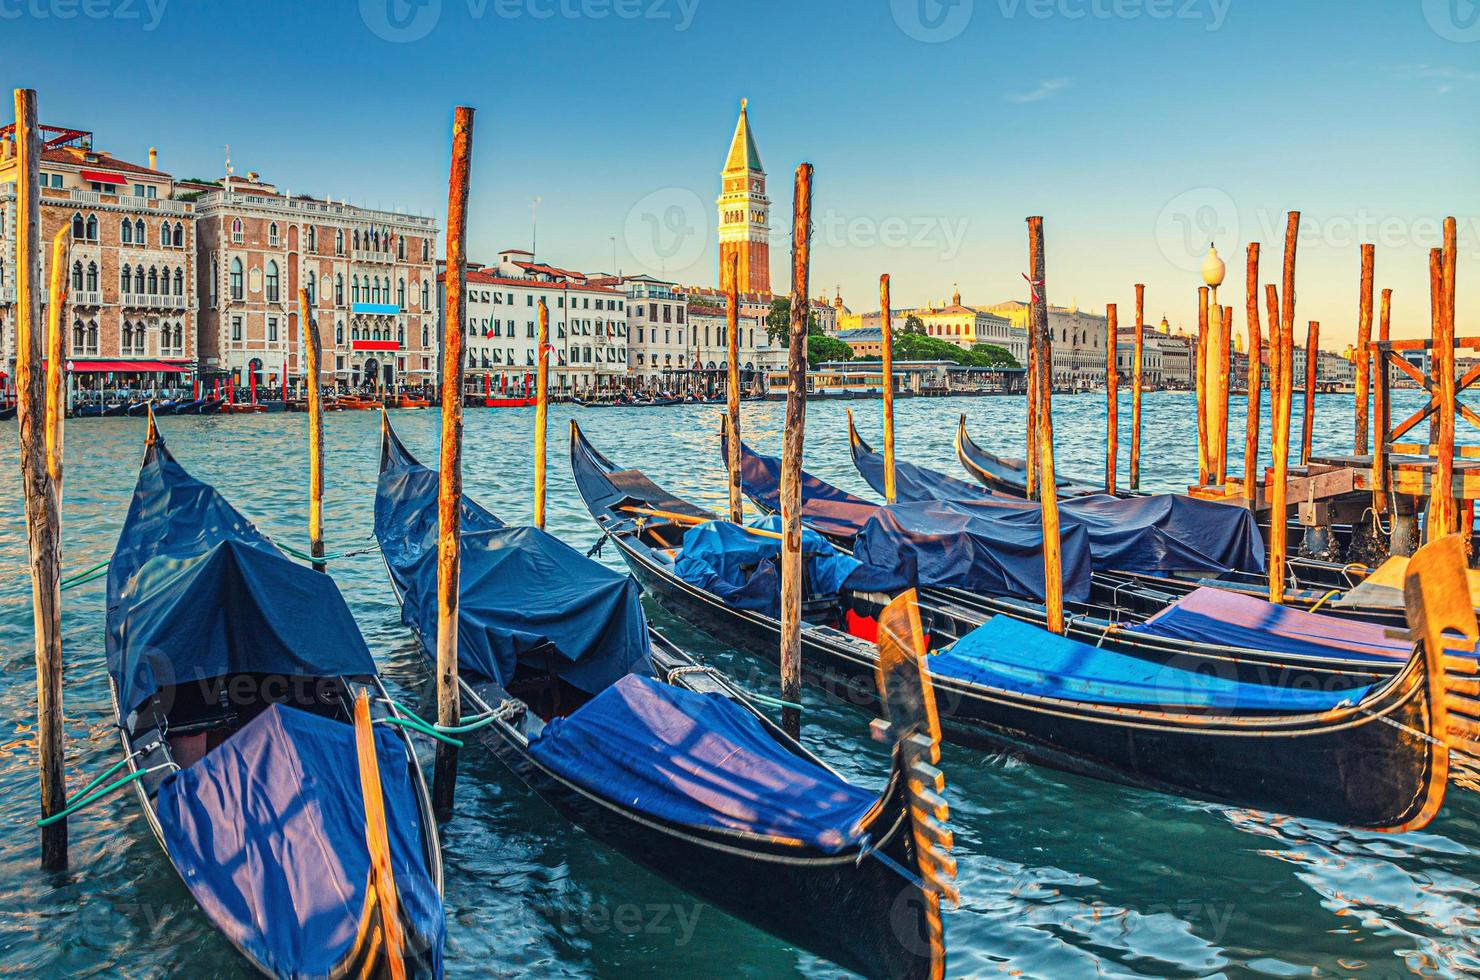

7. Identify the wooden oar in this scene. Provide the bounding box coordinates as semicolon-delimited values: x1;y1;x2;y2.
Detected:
617;504;784;540
353;689;407;980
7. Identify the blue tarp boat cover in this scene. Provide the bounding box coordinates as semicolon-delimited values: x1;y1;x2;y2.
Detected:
730;434;882;541
854;500;1094;603
1127;586;1421;662
376;429;651;692
157;704;444;978
528;674;878;852
106;436;378;715
673;516;901;618
850;429;1265;575
931;616;1373;711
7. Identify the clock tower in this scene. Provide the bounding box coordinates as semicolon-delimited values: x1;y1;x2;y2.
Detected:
716;98;771;295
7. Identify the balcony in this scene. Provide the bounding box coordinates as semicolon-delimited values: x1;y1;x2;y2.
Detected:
121;293;187;310
352;249;393;264
0;286;14;303
72;290;102;307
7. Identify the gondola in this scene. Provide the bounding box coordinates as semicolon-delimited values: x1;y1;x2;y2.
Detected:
951;414;1396;620
374;415;956;980
571;419;1480;829
101;402;128;417
106;411;445;979
125;400;153;417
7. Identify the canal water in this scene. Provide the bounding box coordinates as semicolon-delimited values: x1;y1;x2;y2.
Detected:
2;391;1478;978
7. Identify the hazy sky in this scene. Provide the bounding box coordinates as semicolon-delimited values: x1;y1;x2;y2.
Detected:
3;0;1474;347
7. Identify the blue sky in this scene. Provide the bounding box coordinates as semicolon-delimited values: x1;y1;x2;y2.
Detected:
2;0;1474;345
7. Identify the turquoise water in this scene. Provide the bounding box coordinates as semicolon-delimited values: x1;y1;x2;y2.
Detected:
2;391;1478;978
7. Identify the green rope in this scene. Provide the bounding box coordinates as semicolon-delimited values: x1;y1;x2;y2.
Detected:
375;715;464;748
745;692;805;711
382;699;502;736
60;560;110;591
37;764;155;828
278;542;376;564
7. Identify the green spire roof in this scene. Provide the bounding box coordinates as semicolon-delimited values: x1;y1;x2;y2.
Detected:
724;98;763;173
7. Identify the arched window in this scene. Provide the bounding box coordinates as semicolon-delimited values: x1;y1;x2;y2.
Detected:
372;326;382;342
353;229;360;250
71;320;85;354
134;219;145;243
421;325;428;348
71;261;83;291
307;226;317;252
230;218;243;243
352;326;361;341
160;222;170;247
120;265;130;293
173;268;183;295
86;320;98;353
268;222;279;246
120;218;133;244
85;215;97;240
421;240;429;262
160;267;171;295
86;262;98;292
397;237;405;260
335;323;344;345
229;258;243;300
335;274;344;305
371;278;380;304
173;222;184;247
265;261;279;302
133;266;144;294
71;213;85;239
335;229;344;255
121;322;133;352
397;325;404;344
397;278;405;308
421;281;429;310
147;267;158;295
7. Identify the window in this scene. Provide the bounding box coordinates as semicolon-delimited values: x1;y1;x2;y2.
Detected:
267;316;279;342
527;321;535;338
268;222;279;246
173;222;184;247
160;222;170;247
231;316;243;342
421;281;429;310
397;278;405;308
120;218;133;244
133;266;144;294
397;325;404;345
71;213;85;239
352;275;361;304
86;262;98;292
335;274;344;306
306;271;316;306
86;320;98;354
71;261;82;291
676;307;685;323
229;258;243;300
421;325;428;348
120;266;130;294
146;267;158;295
397;237;405;260
173;268;183;296
134;219;145;243
307;226;317;252
210;257;219;306
421;240;429;261
71;320;85;355
336;323;344;345
231;218;243;243
265;261;279;303
85;215;97;240
335;229;344;255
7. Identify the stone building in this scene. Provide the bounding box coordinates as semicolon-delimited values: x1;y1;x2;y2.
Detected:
980;300;1107;388
0;124;196;396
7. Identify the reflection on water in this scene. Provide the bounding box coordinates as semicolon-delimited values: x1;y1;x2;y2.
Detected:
0;391;1477;977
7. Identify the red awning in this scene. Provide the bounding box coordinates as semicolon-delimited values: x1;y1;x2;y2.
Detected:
79;169;127;186
351;340;400;351
60;359;192;373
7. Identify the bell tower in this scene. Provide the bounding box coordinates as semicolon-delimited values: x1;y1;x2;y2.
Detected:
717;98;771;295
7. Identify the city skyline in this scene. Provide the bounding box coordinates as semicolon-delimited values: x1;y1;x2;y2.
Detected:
0;0;1474;348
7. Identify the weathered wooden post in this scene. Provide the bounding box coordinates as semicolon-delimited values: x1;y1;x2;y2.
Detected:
534;297;550;531
1354;244;1375;454
778;163;813;739
1026;321;1038;500
1372;287;1393;519
880;273;897;504
1216;305;1232;485
1103;304;1118;494
1196;285;1210;485
299;288;326;572
1028;216;1064;633
434;105;475;819
1243;244;1262;508
725;253;742;523
1302;321;1318;466
45;228;66;490
13;88;67;868
1268;211;1300;603
1429;220;1458;541
1130;283;1145;492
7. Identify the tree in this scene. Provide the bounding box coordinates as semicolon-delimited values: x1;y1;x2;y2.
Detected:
903;314;926;335
858;333;1021;369
807;335;854;369
765;296;820;346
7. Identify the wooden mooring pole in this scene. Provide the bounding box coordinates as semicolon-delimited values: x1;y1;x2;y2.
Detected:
1196;286;1210;485
1268;211;1300;603
300;288;325;572
1028;216;1064;633
880;273;896;503
534;297;550;531
1242;244;1262;507
1105;303;1118;495
1130;283;1145;492
1372;287;1393;518
14;88;67;868
1429;219;1458;541
1026;320;1038;499
434;105;475;819
1302;321;1318;466
725;253;742;523
778;162;814;740
1354;244;1375;454
1216;305;1232;485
